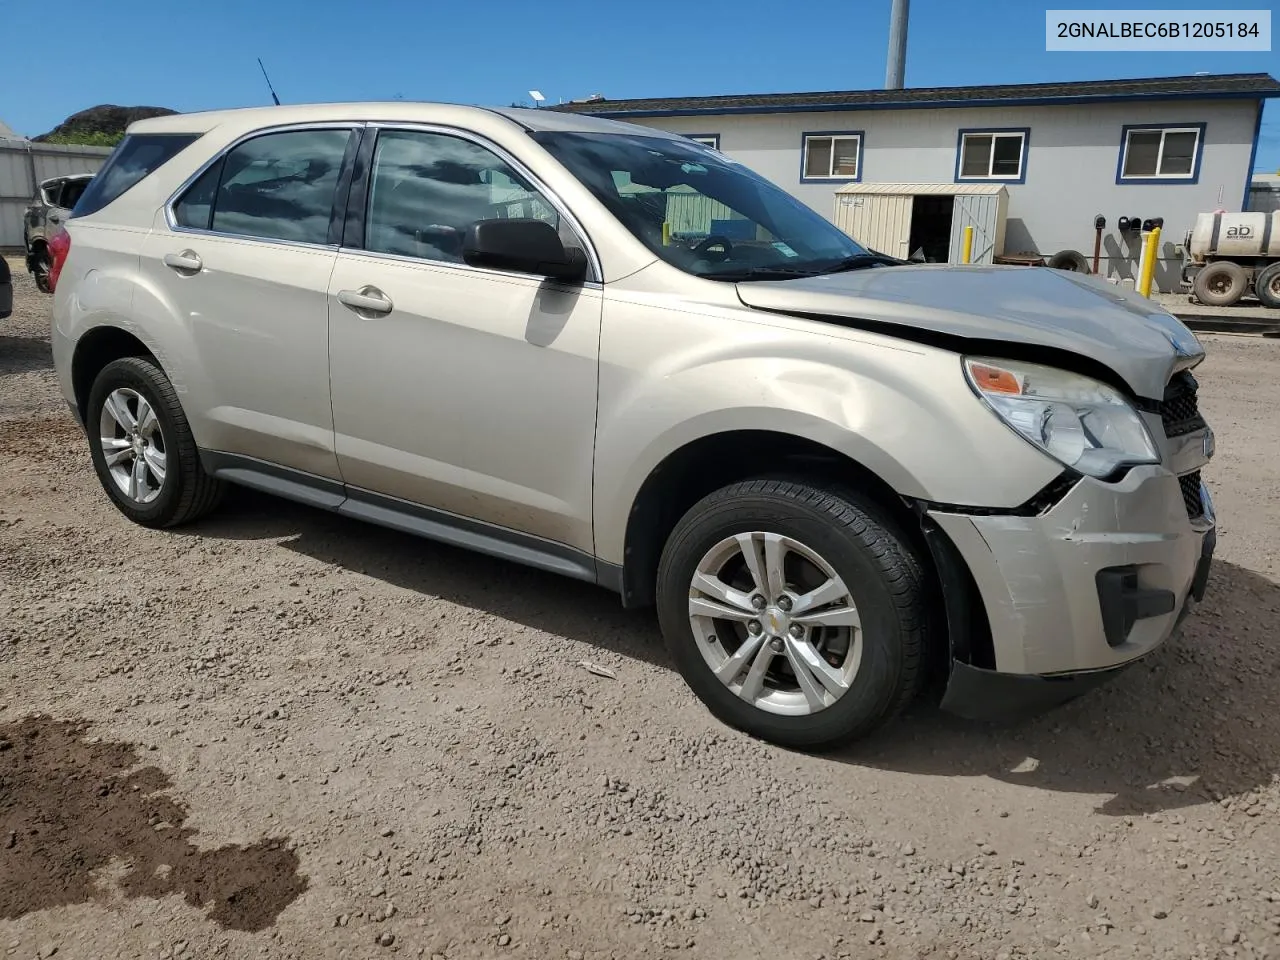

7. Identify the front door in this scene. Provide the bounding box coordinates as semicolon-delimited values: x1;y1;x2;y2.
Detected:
326;127;601;553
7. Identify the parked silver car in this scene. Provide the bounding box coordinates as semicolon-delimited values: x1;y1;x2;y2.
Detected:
24;172;93;293
49;104;1216;748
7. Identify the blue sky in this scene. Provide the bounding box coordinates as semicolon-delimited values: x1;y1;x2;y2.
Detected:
6;0;1278;170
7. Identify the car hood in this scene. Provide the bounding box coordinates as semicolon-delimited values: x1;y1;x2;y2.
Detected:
735;264;1203;399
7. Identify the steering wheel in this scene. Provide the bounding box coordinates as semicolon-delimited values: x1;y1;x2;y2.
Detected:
693;235;733;263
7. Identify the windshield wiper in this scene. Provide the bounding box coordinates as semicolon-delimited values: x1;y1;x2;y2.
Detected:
815;252;903;274
698;265;822;282
701;252;905;283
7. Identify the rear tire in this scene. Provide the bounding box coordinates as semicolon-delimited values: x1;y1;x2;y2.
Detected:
1192;261;1247;307
32;250;51;294
1047;249;1090;273
86;357;223;528
656;478;929;750
1254;262;1280;310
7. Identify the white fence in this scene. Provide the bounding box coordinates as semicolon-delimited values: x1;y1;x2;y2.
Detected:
0;138;112;249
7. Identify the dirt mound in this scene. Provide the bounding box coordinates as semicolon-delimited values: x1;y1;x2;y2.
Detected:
34;105;177;144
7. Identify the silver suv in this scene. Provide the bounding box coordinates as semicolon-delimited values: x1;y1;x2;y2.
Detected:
50;104;1216;748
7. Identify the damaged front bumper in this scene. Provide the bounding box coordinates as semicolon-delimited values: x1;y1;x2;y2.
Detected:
923;466;1215;721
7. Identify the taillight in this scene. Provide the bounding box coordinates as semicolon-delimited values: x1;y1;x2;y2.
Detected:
47;226;71;292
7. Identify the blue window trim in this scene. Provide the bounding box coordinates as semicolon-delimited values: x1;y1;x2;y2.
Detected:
682;133;720;149
1115;122;1207;185
1244;103;1263;210
954;127;1030;184
799;130;864;184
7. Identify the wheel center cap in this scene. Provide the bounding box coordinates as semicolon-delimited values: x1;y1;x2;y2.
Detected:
764;606;790;636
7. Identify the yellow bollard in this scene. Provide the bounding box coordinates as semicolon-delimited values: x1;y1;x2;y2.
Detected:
961;225;974;264
1137;226;1162;297
662;221;671;247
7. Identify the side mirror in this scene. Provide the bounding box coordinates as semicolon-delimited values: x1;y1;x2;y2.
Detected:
462;218;587;283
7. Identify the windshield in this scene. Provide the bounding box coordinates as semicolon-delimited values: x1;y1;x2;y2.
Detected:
531;131;873;280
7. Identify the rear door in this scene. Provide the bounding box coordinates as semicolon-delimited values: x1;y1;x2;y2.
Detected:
137;126;358;479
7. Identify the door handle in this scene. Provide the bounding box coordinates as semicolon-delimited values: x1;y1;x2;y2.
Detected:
163;250;203;274
337;286;393;316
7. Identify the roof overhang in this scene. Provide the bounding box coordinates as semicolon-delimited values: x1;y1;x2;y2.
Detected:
552;74;1280;120
576;89;1280;120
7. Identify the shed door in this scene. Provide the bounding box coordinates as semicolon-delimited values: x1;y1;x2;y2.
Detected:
836;194;912;257
949;194;999;265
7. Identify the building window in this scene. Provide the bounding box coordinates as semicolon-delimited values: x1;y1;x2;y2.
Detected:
684;134;720;149
801;132;862;181
956;129;1028;182
1118;125;1204;182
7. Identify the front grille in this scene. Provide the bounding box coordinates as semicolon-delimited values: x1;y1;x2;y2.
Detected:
1160;371;1206;438
1180;470;1204;520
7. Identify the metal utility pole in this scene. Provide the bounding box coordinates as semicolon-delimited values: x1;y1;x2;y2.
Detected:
885;0;909;90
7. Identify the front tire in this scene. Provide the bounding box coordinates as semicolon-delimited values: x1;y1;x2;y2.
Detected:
86;357;223;528
656;478;929;750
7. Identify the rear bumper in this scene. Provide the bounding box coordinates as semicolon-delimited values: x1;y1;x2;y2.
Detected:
929;465;1215;716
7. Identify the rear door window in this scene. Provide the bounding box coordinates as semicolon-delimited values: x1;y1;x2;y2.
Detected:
205;129;353;245
72;134;200;218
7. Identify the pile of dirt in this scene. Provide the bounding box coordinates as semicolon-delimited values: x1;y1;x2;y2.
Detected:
34;105;177;144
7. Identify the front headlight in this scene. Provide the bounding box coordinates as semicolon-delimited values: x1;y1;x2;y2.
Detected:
963;356;1159;479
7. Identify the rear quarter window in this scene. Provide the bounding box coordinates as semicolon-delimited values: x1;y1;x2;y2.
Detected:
72;133;201;218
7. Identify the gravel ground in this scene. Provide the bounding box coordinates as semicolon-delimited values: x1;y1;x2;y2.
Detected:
3;258;1280;960
1156;292;1280;323
1154;293;1280;324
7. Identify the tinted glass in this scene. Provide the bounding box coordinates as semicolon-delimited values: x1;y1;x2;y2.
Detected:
72;134;200;218
58;179;90;209
173;160;222;229
365;130;574;263
1123;131;1162;177
534;131;867;280
209;129;350;244
1159;131;1197;176
990;135;1022;177
960;135;992;177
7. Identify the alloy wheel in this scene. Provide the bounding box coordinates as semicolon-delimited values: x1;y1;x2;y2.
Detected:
687;531;863;716
98;387;167;504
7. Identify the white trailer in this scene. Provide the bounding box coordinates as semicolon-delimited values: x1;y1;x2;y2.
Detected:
1182;211;1280;308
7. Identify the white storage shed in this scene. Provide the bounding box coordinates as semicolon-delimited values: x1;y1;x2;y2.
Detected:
833;182;1008;265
